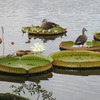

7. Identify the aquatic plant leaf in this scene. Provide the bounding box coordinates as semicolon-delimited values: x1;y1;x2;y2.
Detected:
94;32;100;41
22;25;67;35
60;41;74;47
49;50;100;68
0;55;53;74
86;41;100;46
60;41;100;51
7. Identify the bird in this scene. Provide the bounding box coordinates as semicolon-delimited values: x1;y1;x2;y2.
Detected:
41;19;58;30
74;28;88;46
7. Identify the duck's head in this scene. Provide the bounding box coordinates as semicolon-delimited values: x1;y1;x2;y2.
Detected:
82;28;87;34
82;28;87;32
42;19;47;23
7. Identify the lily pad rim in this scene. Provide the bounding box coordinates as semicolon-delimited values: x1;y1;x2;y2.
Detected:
0;55;53;74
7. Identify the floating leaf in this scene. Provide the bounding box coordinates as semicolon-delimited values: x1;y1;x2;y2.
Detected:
49;50;100;68
22;25;67;35
0;55;53;74
60;41;100;51
94;32;100;41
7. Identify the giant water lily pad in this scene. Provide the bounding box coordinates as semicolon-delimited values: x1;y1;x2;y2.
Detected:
59;41;100;51
49;50;100;69
22;25;67;35
0;55;53;74
16;50;33;56
94;32;100;41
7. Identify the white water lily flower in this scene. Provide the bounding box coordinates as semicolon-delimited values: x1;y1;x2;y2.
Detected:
54;30;58;33
30;43;45;53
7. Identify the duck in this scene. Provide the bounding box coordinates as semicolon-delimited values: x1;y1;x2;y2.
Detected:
41;19;58;30
74;28;87;46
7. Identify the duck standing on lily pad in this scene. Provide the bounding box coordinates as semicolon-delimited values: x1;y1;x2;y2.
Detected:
59;28;100;51
74;28;87;46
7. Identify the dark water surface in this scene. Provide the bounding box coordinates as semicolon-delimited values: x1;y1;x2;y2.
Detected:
0;0;100;100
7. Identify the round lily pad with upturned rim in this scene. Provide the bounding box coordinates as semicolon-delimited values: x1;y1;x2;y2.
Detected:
0;55;53;74
59;41;100;51
16;50;33;56
49;50;100;69
94;32;100;41
22;25;67;35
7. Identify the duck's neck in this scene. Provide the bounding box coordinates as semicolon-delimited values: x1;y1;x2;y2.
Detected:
82;30;85;35
42;19;47;24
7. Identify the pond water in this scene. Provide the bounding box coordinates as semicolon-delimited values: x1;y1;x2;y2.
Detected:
0;0;100;100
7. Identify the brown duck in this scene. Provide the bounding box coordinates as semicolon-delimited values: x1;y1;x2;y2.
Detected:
74;28;87;46
41;19;58;30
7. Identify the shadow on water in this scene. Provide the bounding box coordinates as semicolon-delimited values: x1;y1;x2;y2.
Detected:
25;33;67;43
53;66;100;76
0;72;56;100
0;71;53;83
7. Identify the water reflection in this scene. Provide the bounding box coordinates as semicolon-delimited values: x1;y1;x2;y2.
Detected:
53;66;100;76
25;33;67;43
0;72;56;100
0;71;53;83
10;82;56;100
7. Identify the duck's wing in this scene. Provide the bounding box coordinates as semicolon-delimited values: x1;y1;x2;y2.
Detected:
42;22;58;29
41;21;58;29
75;35;86;45
48;22;58;27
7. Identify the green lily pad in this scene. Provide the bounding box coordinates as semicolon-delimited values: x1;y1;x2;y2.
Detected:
0;55;53;74
49;50;100;68
94;32;100;41
59;41;100;51
60;41;74;47
22;25;67;35
86;41;100;46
